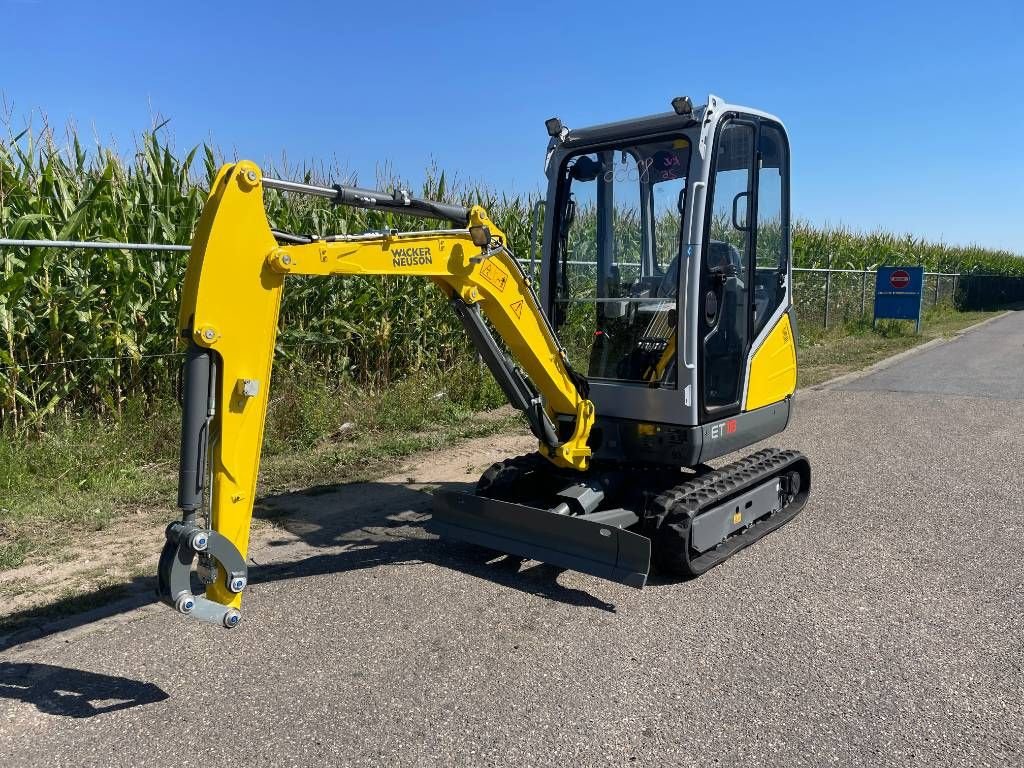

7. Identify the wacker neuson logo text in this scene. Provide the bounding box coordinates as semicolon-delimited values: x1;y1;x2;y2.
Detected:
392;247;433;267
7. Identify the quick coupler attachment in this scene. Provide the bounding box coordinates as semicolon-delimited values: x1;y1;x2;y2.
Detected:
156;521;249;629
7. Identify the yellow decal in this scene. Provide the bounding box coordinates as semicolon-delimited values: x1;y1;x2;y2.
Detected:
733;510;742;525
672;139;690;149
509;299;524;319
480;260;508;292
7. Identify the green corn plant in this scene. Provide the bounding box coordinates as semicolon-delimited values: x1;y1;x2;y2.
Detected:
1;120;1021;432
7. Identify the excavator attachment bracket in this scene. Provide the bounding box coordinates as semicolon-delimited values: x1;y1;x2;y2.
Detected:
157;521;248;628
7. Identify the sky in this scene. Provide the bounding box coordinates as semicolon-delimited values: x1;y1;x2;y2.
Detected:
3;0;1022;253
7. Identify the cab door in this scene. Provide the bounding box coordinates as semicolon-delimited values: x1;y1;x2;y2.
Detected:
699;118;757;418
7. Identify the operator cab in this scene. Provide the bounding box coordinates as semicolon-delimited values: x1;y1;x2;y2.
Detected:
541;95;793;462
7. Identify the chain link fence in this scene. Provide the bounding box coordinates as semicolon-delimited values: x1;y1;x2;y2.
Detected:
0;237;475;430
792;267;959;328
793;267;1024;328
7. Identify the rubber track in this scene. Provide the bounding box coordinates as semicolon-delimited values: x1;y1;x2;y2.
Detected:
651;448;811;578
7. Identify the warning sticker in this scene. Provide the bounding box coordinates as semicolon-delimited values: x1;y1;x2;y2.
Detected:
480;260;508;293
509;300;524;319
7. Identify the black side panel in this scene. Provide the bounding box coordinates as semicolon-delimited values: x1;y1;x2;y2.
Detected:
590;417;704;467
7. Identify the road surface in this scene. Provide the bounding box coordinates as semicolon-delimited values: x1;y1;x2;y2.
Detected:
2;312;1022;767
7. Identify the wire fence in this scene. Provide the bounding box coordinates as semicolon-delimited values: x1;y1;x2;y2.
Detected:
2;237;1022;428
793;266;959;328
0;236;476;429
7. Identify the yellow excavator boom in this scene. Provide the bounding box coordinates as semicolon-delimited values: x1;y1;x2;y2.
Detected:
159;161;594;624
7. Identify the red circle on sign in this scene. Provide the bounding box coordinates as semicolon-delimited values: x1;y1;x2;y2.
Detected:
890;269;911;289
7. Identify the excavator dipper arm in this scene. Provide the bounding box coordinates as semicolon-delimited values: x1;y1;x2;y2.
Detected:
158;161;595;627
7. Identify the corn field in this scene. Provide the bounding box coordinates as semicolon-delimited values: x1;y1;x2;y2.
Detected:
2;125;1022;430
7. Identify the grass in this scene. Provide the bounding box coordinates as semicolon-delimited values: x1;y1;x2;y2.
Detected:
797;303;1000;386
0;395;179;569
0;356;516;572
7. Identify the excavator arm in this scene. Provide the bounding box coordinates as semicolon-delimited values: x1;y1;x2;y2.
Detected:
158;161;595;627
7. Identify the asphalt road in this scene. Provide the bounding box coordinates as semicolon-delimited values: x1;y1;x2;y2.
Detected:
841;311;1024;400
2;312;1022;767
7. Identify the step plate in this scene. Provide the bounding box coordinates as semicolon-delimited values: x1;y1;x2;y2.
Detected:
429;490;650;589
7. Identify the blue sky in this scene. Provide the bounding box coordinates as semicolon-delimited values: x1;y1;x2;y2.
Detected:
3;0;1022;252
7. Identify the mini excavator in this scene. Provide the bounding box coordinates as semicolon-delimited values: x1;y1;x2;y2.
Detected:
158;95;810;627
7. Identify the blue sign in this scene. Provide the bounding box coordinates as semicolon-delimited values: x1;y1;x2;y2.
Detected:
874;266;924;332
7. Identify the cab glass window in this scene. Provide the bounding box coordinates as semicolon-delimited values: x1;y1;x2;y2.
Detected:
553;137;691;385
753;124;788;337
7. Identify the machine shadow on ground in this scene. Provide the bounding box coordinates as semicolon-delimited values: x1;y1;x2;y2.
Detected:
250;479;621;612
0;661;168;718
0;480;621;652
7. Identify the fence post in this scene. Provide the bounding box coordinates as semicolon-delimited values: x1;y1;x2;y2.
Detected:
934;272;940;306
861;267;868;318
823;253;832;328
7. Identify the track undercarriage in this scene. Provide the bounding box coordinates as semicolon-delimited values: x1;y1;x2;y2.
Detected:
430;448;811;587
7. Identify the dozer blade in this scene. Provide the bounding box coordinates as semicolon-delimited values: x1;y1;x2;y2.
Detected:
429;490;650;588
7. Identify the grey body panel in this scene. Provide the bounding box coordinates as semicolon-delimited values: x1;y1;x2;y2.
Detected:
590;417;703;466
696;400;791;463
690;477;782;553
586;379;686;423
